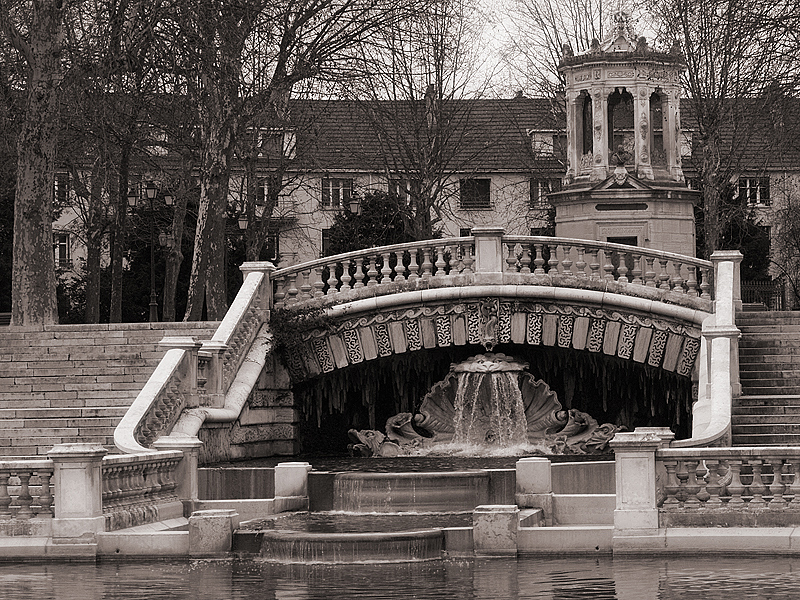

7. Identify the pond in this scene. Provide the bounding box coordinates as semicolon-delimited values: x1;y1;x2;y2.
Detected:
1;555;798;599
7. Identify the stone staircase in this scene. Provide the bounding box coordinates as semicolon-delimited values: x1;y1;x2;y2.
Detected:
732;311;800;446
0;322;219;457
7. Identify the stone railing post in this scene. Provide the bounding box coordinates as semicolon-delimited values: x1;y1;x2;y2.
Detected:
198;340;227;408
47;443;107;543
158;337;202;408
274;462;312;498
240;261;276;311
712;250;743;313
609;430;662;538
471;227;505;285
153;435;204;509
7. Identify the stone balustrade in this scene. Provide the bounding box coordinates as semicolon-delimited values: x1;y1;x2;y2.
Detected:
270;233;713;309
102;451;185;531
0;460;54;527
657;447;800;526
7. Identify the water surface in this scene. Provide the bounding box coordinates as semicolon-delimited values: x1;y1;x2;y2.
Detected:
1;556;798;599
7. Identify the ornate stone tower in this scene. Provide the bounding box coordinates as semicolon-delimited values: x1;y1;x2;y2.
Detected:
550;10;699;255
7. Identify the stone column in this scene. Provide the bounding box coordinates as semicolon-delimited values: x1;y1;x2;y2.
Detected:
471;227;506;285
609;430;661;536
591;88;608;181
47;443;107;543
566;91;582;181
153;435;204;507
634;86;654;180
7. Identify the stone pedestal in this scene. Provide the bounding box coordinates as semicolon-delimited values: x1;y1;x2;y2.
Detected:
188;509;239;557
471;227;505;285
153;435;204;509
473;504;519;556
515;457;553;525
274;462;312;498
47;443;108;543
609;430;662;535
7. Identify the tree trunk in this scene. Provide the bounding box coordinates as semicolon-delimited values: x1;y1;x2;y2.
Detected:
161;162;192;323
83;162;106;323
10;0;64;327
108;150;130;322
184;135;232;321
700;129;724;260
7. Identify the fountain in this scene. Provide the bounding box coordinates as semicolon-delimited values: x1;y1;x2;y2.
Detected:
348;353;623;458
243;353;623;563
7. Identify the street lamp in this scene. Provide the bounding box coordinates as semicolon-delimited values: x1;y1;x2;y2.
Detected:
146;182;159;322
127;189;138;208
348;196;361;215
238;215;249;230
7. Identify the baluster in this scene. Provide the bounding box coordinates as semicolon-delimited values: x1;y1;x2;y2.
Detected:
575;247;587;278
434;247;446;277
395;251;407;280
672;261;685;293
704;460;723;505
658;259;671;290
617;251;629;283
519;246;532;274
16;472;33;519
381;252;393;283
631;254;643;285
421;248;433;280
339;260;352;291
749;460;767;507
726;460;746;504
695;462;711;503
686;265;698;297
407;251;420;281
326;262;338;296
699;266;712;299
588;249;601;280
505;244;518;272
286;272;299;304
548;245;559;274
788;461;800;505
644;256;657;287
0;470;11;518
561;246;573;276
533;244;546;274
662;460;680;506
353;258;365;288
462;245;474;274
452;247;465;275
312;267;325;297
602;250;615;281
683;459;701;507
367;256;379;287
299;270;312;301
769;458;787;508
274;276;287;308
37;471;53;516
675;461;689;504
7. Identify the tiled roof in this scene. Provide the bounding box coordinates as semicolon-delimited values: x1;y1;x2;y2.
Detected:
288;98;565;174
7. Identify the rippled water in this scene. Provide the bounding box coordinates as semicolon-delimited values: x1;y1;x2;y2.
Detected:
1;556;799;599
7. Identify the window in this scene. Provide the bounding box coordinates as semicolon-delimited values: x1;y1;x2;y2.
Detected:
739;177;770;206
261;232;279;261
527;131;556;155
322;178;353;208
459;228;472;237
321;228;331;256
459;178;491;210
249;128;297;159
389;178;420;204
54;173;69;206
53;233;70;268
530;178;561;208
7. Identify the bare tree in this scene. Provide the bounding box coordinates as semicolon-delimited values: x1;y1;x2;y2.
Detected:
0;0;65;326
650;0;800;258
170;0;416;321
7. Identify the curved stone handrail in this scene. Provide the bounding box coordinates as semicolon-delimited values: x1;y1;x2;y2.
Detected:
114;347;196;454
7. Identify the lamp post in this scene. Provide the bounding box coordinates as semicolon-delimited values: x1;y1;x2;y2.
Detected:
143;182;159;322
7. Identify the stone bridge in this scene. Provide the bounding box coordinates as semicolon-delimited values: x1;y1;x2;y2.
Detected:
114;228;742;460
272;227;713;383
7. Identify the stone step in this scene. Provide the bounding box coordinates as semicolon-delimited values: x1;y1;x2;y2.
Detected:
739;354;800;365
736;312;800;325
739;374;800;386
735;395;800;406
731;414;800;424
739;339;800;349
733;404;800;415
517;525;613;554
739;387;800;397
0;407;128;419
732;423;800;435
732;433;800;446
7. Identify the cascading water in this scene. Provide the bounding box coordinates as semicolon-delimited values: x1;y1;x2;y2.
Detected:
451;371;528;447
347;352;624;457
